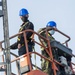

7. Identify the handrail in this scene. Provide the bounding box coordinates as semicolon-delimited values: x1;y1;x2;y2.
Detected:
42;27;71;47
11;52;64;67
1;27;70;43
0;29;75;75
0;30;48;43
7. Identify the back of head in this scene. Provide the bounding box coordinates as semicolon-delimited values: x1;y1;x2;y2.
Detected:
19;8;29;16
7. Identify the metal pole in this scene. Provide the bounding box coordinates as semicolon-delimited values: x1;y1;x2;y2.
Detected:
2;0;11;75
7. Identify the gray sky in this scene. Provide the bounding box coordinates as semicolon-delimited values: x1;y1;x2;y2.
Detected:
0;0;75;74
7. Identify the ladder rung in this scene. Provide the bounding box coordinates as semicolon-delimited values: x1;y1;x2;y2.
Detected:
0;2;2;6
0;10;3;17
0;62;7;65
0;68;6;71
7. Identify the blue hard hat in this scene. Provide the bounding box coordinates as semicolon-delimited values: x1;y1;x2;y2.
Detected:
19;8;29;16
46;21;56;27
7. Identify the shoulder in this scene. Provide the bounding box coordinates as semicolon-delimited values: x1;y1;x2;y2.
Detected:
28;21;34;28
28;21;34;25
37;27;46;33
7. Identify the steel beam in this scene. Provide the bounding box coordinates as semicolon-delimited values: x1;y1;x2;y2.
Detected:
0;10;3;17
2;0;11;75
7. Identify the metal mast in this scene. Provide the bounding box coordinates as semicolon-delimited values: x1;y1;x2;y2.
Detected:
0;0;11;75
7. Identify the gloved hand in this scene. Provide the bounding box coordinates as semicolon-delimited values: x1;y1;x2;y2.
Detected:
18;43;22;49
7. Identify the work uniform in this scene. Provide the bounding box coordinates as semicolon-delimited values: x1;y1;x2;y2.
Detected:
38;28;55;75
10;20;34;56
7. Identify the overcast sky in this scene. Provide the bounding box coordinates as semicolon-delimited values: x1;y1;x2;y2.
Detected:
0;0;75;74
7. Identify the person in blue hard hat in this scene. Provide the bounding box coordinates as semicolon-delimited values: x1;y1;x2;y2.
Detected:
10;8;34;56
46;21;56;35
38;21;57;75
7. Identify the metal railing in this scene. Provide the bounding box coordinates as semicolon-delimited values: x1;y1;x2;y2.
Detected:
0;28;75;75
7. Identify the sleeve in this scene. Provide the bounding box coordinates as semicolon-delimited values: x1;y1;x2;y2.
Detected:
10;42;18;49
25;22;34;39
37;28;46;34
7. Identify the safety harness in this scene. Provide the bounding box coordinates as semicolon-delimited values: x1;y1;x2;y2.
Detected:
38;28;55;50
17;21;29;42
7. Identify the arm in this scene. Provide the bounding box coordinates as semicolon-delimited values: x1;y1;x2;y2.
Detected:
25;22;34;39
10;42;18;49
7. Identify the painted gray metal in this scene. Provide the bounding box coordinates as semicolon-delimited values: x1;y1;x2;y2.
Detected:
2;0;11;75
50;41;72;56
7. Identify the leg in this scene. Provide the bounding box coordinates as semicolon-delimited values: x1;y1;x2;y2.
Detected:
41;50;53;75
